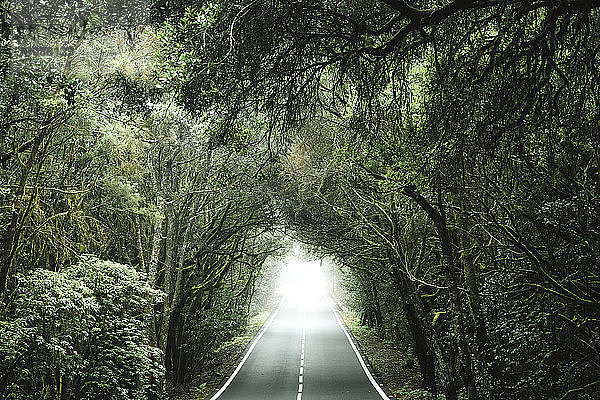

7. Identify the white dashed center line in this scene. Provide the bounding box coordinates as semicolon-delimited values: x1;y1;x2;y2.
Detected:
298;309;306;400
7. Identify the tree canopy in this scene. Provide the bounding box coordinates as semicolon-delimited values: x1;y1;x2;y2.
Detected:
1;0;599;399
158;1;600;398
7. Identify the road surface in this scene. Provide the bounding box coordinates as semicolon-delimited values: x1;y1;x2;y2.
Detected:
210;296;389;400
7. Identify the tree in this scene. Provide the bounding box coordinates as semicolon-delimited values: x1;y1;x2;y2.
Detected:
1;6;285;396
0;256;164;400
159;1;600;397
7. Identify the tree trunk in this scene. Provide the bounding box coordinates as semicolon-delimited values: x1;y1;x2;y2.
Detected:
148;198;164;287
160;211;178;353
1;127;47;301
402;185;479;400
146;196;164;348
165;227;190;374
135;213;146;273
371;281;384;329
388;259;438;392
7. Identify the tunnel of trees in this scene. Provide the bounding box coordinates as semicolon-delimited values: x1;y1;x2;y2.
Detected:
1;0;599;399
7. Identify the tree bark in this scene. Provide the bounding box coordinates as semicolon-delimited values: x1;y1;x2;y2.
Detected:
146;196;164;348
0;126;47;301
388;257;438;393
135;213;146;273
402;185;479;400
160;210;178;353
165;227;190;374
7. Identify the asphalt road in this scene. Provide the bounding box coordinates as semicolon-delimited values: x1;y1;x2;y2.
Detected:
210;296;389;400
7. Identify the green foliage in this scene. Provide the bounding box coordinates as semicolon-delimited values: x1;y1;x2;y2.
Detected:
197;1;599;397
0;256;164;399
2;1;282;396
3;0;599;398
394;387;451;400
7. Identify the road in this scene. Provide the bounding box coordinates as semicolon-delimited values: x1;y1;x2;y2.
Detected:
210;295;389;400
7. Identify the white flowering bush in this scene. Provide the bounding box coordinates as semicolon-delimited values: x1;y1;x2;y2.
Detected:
0;256;164;400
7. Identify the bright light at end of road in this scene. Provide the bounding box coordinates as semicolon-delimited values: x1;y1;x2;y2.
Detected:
280;258;327;304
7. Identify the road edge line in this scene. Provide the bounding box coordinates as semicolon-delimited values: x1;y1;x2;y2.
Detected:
328;299;393;400
207;297;285;400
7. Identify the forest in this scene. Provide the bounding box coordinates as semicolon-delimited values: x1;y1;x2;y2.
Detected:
0;0;599;399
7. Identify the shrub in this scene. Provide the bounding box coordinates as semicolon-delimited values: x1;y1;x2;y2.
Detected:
0;256;164;400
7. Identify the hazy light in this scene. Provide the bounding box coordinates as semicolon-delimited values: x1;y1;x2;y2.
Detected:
280;257;327;304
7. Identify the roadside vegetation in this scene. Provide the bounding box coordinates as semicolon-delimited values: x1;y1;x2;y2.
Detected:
1;1;599;399
342;310;423;399
174;311;273;400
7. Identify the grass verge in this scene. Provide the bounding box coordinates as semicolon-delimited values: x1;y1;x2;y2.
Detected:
340;310;427;400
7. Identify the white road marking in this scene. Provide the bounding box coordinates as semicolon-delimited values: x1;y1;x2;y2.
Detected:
208;300;284;400
297;308;307;400
328;299;391;400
